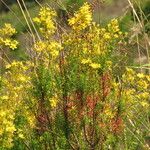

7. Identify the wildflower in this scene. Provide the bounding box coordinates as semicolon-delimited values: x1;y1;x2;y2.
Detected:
106;61;112;68
19;76;27;82
137;80;148;90
49;97;58;108
104;104;114;118
0;23;17;36
9;40;18;50
3;39;11;46
33;7;56;37
1;96;9;100
137;92;149;99
68;3;92;31
81;58;92;64
5;125;16;133
28;116;36;128
103;33;111;40
146;75;150;81
114;34;119;38
0;24;18;50
108;19;120;33
137;73;145;78
0;111;6;117
47;41;62;58
18;133;25;139
140;101;149;107
7;61;27;70
126;67;134;74
89;63;101;69
34;41;47;52
100;28;106;33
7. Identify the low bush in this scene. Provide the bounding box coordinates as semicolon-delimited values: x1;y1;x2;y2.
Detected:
0;2;149;150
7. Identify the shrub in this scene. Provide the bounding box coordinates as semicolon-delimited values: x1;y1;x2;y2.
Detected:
0;2;149;150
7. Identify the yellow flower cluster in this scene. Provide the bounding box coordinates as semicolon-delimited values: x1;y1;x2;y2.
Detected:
0;60;32;148
0;24;18;50
103;19;123;41
4;61;30;102
108;19;120;33
89;63;101;69
0;109;16;148
47;41;62;58
122;68;150;110
123;68;150;89
17;129;25;139
33;7;56;38
81;58;92;64
122;67;135;82
81;58;101;69
34;41;46;52
77;19;122;71
5;61;30;93
34;41;62;59
2;39;18;50
6;61;28;72
68;3;92;31
49;96;58;108
0;23;16;36
63;16;123;75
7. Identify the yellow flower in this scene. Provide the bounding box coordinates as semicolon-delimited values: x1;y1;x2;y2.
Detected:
51;50;59;58
9;40;19;50
103;33;111;40
47;41;62;58
114;34;119;38
19;76;26;82
68;3;92;31
49;97;58;108
106;61;112;68
3;39;11;46
33;7;56;37
18;133;25;139
1;96;9;100
100;28;106;33
33;17;40;23
146;75;150;81
0;23;17;36
140;101;149;107
89;63;101;69
34;41;47;52
137;80;148;90
81;58;92;64
0;24;18;50
104;104;114;118
137;92;149;99
2;39;18;50
108;19;120;33
125;67;135;76
137;73;145;78
5;125;16;133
